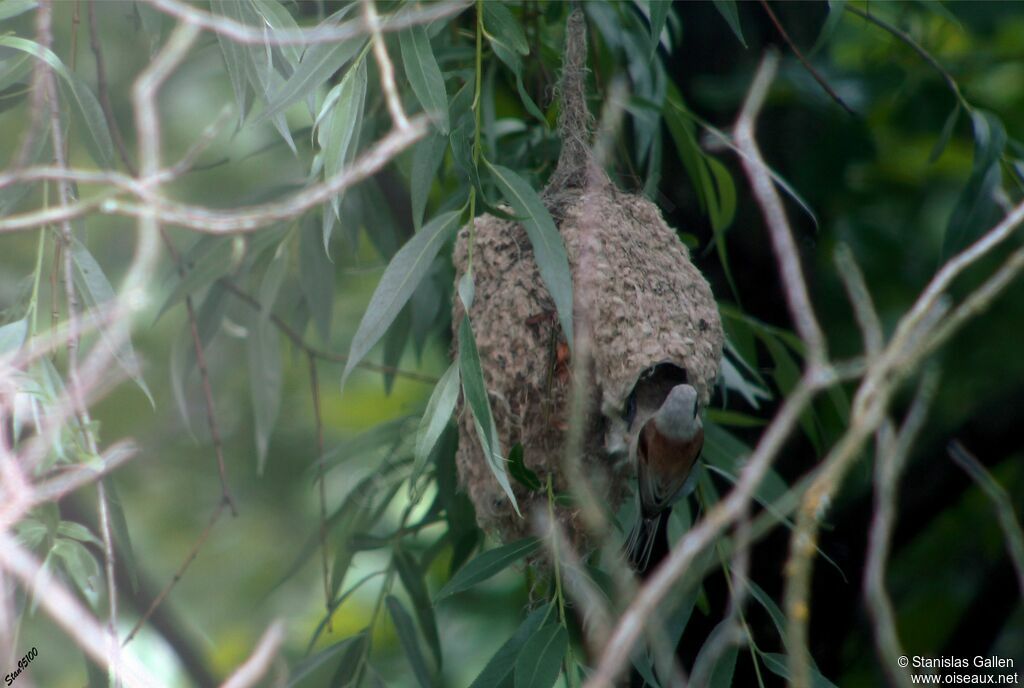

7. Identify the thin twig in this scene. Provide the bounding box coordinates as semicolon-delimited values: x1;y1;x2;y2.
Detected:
834;244;883;359
0;533;160;687
39;1;121;679
163;232;238;515
145;0;470;46
218;278;437;384
124;500;227;645
219;622;285;688
88;0;137;176
308;354;332;632
758;0;855;115
864;372;938;688
845;5;964;106
734;52;829;370
363;0;410;132
0;117;430;234
949;442;1024;596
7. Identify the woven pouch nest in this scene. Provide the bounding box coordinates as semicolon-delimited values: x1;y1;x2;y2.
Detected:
451;10;723;549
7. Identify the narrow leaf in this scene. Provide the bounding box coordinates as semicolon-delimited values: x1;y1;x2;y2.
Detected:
259;34;365;125
0;36;113;168
483;2;529;55
486;162;574;349
514;623;567;688
299;215;334;343
248;249;287;473
411;134;447;231
71;239;153;405
435;537;539;601
412;361;460;495
387;596;432;688
458;314;518;513
287;633;364;688
399;25;449;133
469;606;549;688
341;210;461;391
711;0;746;47
394;549;442;668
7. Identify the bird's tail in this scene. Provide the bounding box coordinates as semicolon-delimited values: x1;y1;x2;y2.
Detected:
625;510;671;573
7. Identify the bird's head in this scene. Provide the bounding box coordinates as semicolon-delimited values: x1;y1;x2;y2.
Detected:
652;383;701;442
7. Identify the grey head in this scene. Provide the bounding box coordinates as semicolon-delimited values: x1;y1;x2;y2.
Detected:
652;383;701;442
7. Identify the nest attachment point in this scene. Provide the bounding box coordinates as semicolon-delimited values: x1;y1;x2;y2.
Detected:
451;9;724;551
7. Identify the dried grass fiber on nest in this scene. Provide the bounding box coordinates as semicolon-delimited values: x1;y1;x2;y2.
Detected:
452;10;724;549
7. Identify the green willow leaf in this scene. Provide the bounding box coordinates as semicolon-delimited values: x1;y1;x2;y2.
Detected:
435;537;539;601
287;633;365;688
394;549;442;668
485;162;574;349
712;0;747;47
483;2;528;55
248;248;287;473
340;210;461;392
386;596;432;688
399;24;449;133
508;444;541;491
104;479;139;593
469;606;548;688
156;236;235;321
411;361;460;496
319;57;367;251
648;0;671;56
0;36;113;168
210;0;253;127
514;623;567;688
0;318;27;356
410;134;447;231
258;32;365;125
943;109;1006;259
71;239;153;405
489;41;546;124
299;215;334;343
929;103;960;164
0;0;37;21
458;314;518;513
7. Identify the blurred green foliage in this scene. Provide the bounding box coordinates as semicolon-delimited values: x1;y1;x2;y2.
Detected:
1;1;1023;687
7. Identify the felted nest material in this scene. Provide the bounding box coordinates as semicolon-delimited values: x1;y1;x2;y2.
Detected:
452;182;723;546
450;10;724;549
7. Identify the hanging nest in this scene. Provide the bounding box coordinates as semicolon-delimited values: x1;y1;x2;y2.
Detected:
451;10;724;550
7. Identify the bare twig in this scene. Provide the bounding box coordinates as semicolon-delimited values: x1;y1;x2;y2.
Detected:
734;53;829;370
124;501;227;645
0;533;161;687
38;2;122;679
585;376;827;687
864;372;938;688
363;0;410;132
308;354;331;631
163;233;238;514
834;244;883;359
218;278;437;383
845;5;964;106
949;442;1024;596
219;621;285;688
0;117;429;234
145;0;470;46
758;0;856;115
88;0;137;175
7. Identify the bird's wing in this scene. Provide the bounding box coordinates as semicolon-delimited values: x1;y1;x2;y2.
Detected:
637;420;704;518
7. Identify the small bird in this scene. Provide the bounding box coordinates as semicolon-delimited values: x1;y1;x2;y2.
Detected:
623;364;704;573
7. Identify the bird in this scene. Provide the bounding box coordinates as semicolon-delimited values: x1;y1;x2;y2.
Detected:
623;364;705;573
